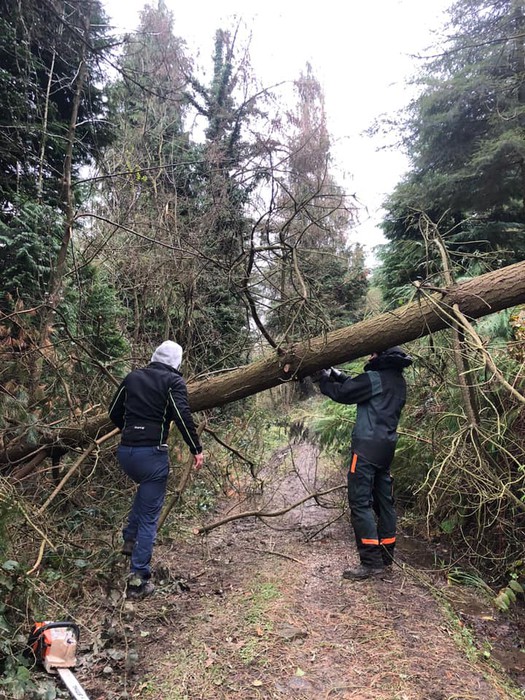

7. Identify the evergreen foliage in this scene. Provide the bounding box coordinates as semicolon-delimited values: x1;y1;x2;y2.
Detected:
264;66;367;340
0;0;112;214
0;0;123;420
0;201;62;309
182;28;257;368
97;1;195;358
378;0;525;303
98;15;259;370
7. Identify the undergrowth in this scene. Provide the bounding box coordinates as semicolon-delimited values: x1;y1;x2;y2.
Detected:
0;402;286;696
305;332;525;596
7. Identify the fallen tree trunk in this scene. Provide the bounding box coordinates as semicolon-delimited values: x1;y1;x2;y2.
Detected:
2;260;525;466
190;259;525;409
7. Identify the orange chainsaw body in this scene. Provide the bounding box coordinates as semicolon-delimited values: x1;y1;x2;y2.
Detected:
28;621;80;674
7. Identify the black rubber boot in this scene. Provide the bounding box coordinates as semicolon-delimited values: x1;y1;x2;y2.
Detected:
342;564;385;581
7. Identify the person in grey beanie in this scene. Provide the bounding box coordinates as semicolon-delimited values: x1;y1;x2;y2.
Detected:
109;341;204;599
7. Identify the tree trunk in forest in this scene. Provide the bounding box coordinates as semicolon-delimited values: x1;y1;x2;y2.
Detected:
187;259;525;411
514;1;525;207
30;10;90;400
2;260;525;467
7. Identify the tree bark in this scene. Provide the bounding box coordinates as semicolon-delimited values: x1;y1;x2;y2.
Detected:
188;259;525;411
2;260;525;467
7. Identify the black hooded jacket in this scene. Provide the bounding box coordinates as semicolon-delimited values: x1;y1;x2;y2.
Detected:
108;362;202;454
319;347;412;467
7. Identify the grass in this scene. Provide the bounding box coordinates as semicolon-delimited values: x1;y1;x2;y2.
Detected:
138;574;283;699
435;593;525;700
243;581;281;624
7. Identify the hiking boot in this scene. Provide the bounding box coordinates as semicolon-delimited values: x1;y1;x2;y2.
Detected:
342;564;385;581
126;576;155;600
121;540;134;556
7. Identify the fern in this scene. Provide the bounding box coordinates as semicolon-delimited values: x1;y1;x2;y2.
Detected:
310;400;356;452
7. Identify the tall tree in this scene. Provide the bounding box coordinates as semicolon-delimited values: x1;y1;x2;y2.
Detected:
182;28;261;370
0;0;112;308
0;0;117;414
263;65;366;342
92;1;195;356
97;23;263;372
378;0;525;302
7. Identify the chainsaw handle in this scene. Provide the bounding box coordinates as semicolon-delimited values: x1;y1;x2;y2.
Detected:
27;621;81;656
34;621;80;640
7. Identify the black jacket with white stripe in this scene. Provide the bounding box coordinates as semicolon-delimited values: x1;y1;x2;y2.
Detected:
108;362;202;454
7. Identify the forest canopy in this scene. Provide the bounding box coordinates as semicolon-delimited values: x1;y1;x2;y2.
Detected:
0;1;524;695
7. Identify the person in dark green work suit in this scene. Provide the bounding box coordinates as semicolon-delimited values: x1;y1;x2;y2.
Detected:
316;347;413;580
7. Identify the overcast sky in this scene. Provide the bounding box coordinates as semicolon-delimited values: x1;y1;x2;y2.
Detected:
104;0;451;261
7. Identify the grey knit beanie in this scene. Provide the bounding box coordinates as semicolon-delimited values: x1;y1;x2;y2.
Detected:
150;340;183;370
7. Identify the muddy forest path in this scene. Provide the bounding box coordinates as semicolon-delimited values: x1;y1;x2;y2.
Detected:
89;442;523;700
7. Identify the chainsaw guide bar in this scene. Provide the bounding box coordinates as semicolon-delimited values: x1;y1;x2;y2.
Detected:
57;667;90;700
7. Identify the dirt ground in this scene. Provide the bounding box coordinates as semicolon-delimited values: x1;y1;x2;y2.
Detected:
50;442;525;700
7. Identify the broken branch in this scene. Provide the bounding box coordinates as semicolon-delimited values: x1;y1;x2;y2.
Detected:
193;482;345;534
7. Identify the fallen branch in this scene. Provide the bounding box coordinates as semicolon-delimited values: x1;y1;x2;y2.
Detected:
26;539;47;576
11;450;48;481
245;547;304;564
157;422;206;530
37;428;120;515
305;509;347;542
193;482;345;535
451;305;525;405
203;426;255;471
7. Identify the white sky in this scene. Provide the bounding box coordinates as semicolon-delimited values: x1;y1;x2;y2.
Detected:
104;0;451;262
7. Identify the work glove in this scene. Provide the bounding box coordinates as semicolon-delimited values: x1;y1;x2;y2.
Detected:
329;367;345;380
310;368;330;383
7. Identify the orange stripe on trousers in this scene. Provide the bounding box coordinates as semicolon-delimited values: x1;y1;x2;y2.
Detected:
350;453;358;474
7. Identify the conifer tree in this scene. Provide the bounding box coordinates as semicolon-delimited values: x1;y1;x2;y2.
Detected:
0;0;112;310
182;28;261;369
264;65;367;341
95;1;195;356
0;0;119;415
379;0;525;302
98;18;260;371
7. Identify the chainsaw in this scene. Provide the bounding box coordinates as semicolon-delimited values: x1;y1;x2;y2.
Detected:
27;621;90;700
